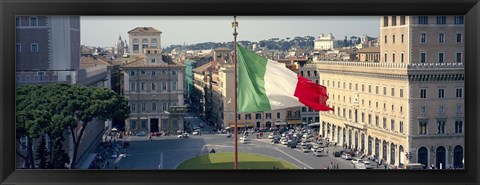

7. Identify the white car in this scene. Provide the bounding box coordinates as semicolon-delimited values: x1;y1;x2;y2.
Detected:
302;147;310;153
281;139;289;145
177;133;189;138
351;158;360;164
313;150;324;157
192;131;200;135
354;162;367;169
363;161;373;169
342;153;353;160
268;134;275;139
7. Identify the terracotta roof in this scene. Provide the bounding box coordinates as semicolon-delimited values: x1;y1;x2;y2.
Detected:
80;57;112;68
357;47;380;53
127;27;162;34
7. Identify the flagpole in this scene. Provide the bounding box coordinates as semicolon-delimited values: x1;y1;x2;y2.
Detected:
232;16;239;170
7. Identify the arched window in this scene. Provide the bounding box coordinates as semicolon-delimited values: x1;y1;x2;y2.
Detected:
142;39;148;49
453;145;464;168
133;39;139;51
436;146;446;169
390;143;396;165
151;39;158;48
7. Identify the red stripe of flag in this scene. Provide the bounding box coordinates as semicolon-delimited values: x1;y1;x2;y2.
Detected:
293;75;334;111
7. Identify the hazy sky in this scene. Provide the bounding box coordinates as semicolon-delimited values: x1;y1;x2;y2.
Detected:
80;16;380;48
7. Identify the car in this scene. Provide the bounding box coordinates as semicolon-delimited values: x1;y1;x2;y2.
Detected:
334;151;342;157
301;147;310;153
192;131;200;135
177;133;189;138
271;139;280;144
313;150;324;157
135;131;146;136
268;134;275;139
300;141;310;146
351;158;360;164
280;139;289;145
240;138;248;144
240;136;249;141
287;141;297;148
363;161;373;169
342;153;353;160
354;162;367;169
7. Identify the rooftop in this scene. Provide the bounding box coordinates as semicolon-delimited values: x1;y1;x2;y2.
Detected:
127;27;162;34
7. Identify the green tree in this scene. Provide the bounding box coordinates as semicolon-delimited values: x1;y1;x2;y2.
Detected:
35;137;49;169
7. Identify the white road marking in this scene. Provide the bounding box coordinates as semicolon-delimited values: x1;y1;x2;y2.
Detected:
158;152;163;169
275;147;314;169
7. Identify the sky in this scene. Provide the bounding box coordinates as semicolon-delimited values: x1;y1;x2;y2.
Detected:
80;16;380;48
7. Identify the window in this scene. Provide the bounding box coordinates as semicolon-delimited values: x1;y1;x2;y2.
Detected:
256;113;262;119
392;16;397;26
130;71;135;76
391;120;395;131
130;120;137;130
400;89;404;98
420;89;427;99
162;102;167;111
376;86;379;94
384;35;387;43
277;112;280;119
133;39;139;51
375;116;379;127
314;71;317;76
16;44;21;53
400;106;403;112
142;39;148;49
399;121;404;133
131;103;136;112
401;34;404;43
437;120;445;134
391;88;395;96
418;16;428;24
141;120;147;129
383;16;389;27
266;113;272;119
384;53;387;62
393;35;396;43
455;120;463;133
438;106;445;113
31;43;38;52
392;53;396;63
421;106;427;114
151;39;158;48
400;16;406;25
439;33;444;43
362;84;365;92
245;114;251;120
420;33;426;43
401;53;404;63
355;83;358;91
349;83;352;90
141;82;145;91
454;16;464;24
438;53;444;63
16;17;21;27
152;102;157;112
456;88;463;98
152;83;156;91
338;81;340;88
130;82;136;91
172;70;177;76
383;87;387;95
419;121;427;135
420;52;426;63
172;81;177;90
237;114;241;120
368;85;371;93
151;59;156;63
457;33;462;43
141;70;146;75
141;103;146;112
29;17;38;26
438;89;445;98
456;53;462;63
162;82;167;91
436;16;446;24
152;70;156;76
368;114;372;124
307;71;311;77
456;105;462;113
361;112;365;123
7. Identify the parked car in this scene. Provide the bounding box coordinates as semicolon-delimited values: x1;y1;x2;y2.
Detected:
342;153;353;160
334;151;342;157
287;141;297;148
268;133;275;139
363;160;373;169
271;138;280;144
281;139;289;145
135;131;146;136
354;162;367;169
192;131;200;135
302;147;310;153
177;133;189;138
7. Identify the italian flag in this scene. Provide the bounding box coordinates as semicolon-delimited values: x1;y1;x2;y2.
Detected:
237;44;334;113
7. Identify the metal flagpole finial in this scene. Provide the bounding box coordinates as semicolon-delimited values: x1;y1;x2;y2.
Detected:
232;16;238;36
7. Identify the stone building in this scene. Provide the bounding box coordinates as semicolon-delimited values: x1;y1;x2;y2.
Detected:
315;15;464;169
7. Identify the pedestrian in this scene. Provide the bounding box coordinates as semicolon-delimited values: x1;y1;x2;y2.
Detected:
336;164;339;169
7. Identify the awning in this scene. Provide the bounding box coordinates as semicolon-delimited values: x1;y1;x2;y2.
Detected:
275;122;288;126
287;119;303;124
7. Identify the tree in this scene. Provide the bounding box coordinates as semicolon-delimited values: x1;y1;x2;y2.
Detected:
35;137;49;169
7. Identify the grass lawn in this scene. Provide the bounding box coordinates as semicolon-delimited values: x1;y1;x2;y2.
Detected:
176;152;299;169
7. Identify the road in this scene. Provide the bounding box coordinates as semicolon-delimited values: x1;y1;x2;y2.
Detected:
110;134;358;170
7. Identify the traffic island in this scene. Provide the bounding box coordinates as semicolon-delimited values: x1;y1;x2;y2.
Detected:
176;152;299;169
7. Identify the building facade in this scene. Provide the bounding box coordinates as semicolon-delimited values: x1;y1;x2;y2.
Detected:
122;47;186;133
315;15;464;169
127;27;162;56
